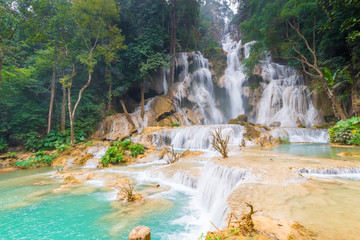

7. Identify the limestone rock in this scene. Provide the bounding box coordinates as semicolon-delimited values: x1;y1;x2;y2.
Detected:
269;121;281;127
75;153;93;166
63;175;79;184
128;226;151;240
153;95;175;121
180;150;203;158
228;114;248;125
159;148;169;160
256;133;276;147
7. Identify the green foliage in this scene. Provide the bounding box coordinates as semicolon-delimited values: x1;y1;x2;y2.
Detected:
129;143;145;157
101;146;124;167
280;138;290;144
84;141;94;147
101;139;145;167
14;151;56;169
329;117;360;145
0;137;8;153
23;130;86;152
171;123;181;127
7;152;18;158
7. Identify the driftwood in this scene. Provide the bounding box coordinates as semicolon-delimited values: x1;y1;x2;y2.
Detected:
209;128;230;158
227;202;258;236
120;99;136;128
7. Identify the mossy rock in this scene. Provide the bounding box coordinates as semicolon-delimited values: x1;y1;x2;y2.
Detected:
244;122;261;140
228;114;248;125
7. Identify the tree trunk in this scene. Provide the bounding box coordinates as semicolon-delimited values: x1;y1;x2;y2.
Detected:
319;76;348;120
107;81;112;111
66;88;75;145
168;0;177;100
61;85;66;133
351;87;360;117
141;82;145;118
47;43;57;134
120;99;135;127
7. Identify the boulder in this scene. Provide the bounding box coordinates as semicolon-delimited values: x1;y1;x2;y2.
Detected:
228;114;248;125
153;96;175;121
75;153;93;166
128;226;151;240
184;108;200;125
63;175;79;184
256;133;276;147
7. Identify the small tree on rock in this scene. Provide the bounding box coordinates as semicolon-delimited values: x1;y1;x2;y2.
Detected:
210;128;230;158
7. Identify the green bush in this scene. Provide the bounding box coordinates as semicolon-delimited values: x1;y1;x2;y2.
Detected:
280;138;290;144
329;117;360;145
14;151;56;169
171;123;181;127
24;130;85;152
101;139;146;167
101;146;124;167
129;144;145;157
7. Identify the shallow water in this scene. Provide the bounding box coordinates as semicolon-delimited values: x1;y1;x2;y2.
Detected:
273;143;360;160
0;161;222;240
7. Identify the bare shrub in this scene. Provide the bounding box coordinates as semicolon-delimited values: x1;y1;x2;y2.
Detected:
165;145;181;164
210;127;230;158
121;181;135;202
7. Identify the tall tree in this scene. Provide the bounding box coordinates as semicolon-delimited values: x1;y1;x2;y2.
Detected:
62;0;124;144
0;0;35;89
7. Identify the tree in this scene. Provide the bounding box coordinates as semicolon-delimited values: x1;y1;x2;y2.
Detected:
0;0;36;89
285;17;348;120
168;0;177;100
98;25;126;111
139;53;169;117
62;0;123;144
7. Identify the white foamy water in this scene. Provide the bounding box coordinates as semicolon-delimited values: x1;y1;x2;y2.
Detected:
152;125;244;150
299;167;360;181
270;128;329;143
132;160;249;239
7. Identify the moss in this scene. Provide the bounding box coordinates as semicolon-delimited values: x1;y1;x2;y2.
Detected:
243;122;261;140
228;114;248;125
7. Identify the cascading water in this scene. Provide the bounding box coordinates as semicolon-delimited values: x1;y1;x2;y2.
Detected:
255;60;323;127
221;29;323;127
142;160;249;237
270;128;330;143
196;162;248;227
152;124;244;150
222;33;253;119
298;167;360;181
173;52;224;124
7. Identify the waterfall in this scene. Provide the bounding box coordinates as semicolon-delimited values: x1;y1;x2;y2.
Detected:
145;161;249;233
83;146;108;168
152;125;244;150
256;61;323;127
270;128;329;143
298;167;360;181
221;30;323;127
173;52;225;124
196;162;248;227
299;167;360;175
222;33;254;119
